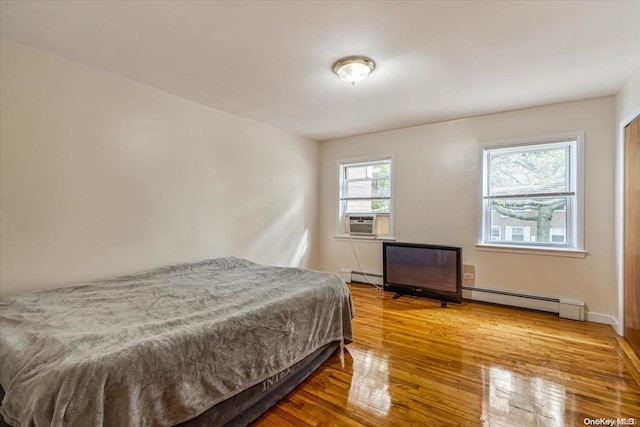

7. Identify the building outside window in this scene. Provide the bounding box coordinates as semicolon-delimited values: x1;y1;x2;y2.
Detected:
551;228;566;243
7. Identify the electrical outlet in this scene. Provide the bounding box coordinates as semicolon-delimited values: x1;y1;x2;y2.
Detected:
462;264;475;284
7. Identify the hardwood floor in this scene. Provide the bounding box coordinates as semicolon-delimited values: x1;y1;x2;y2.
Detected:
253;283;640;427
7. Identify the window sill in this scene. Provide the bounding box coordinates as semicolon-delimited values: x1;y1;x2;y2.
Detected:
335;234;396;242
476;243;587;258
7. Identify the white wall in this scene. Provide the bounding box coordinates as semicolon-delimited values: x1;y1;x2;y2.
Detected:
616;65;640;123
615;64;640;334
0;39;319;296
319;97;617;321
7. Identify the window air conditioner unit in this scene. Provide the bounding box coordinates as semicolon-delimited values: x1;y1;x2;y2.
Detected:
346;214;377;236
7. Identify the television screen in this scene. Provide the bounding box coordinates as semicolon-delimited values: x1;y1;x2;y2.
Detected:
383;242;462;304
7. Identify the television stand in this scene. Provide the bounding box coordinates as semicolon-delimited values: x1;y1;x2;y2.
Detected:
392;293;402;300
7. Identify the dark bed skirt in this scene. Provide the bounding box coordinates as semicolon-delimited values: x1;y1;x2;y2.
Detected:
0;341;339;427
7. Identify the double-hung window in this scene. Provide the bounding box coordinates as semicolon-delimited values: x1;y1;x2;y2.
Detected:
338;156;392;237
479;133;584;252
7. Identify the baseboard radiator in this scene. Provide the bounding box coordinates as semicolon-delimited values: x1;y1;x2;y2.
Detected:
340;269;383;286
463;286;584;321
340;269;584;321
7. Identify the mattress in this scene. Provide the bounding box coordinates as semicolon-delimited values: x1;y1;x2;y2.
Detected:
0;257;354;426
0;342;339;427
177;341;339;426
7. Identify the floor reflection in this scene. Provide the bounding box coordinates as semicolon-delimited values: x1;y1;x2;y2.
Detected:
347;348;391;416
482;366;566;426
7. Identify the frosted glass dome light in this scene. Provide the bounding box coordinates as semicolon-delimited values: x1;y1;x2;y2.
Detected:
333;56;376;86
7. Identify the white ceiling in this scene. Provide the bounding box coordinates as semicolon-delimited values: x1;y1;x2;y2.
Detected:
1;1;639;141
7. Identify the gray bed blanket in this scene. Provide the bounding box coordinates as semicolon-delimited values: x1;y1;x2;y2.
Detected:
0;257;354;427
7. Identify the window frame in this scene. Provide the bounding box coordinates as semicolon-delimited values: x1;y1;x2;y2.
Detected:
336;155;394;239
477;132;585;257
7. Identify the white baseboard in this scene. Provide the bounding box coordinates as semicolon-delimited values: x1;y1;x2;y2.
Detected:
585;312;619;327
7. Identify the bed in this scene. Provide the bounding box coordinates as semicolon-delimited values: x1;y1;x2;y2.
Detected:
0;257;354;427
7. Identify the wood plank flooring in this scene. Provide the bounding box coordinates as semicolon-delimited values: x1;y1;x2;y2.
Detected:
253;283;640;426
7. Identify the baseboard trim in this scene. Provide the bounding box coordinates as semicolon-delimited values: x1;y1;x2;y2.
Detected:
585;312;619;326
615;336;640;387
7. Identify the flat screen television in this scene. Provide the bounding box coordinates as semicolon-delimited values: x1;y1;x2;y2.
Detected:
383;242;462;305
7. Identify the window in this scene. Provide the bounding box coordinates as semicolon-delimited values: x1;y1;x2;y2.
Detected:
338;156;392;237
480;134;584;251
509;226;525;242
490;226;501;241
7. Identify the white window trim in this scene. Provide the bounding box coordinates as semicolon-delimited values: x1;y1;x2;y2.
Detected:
476;244;587;258
476;132;585;256
336;154;395;240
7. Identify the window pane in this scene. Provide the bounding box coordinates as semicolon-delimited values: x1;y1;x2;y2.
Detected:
488;197;569;245
346;200;390;213
346;166;367;179
489;145;570;196
369;163;390;178
345;179;390;198
346;162;390;180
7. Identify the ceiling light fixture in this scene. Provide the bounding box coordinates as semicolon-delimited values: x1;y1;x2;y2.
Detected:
332;56;376;86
